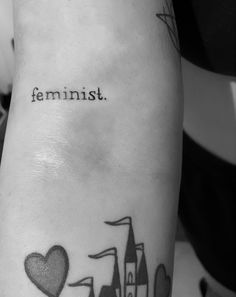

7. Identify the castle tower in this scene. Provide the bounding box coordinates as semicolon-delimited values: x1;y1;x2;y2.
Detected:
89;247;121;297
99;285;117;297
68;276;95;297
105;216;137;297
136;243;149;297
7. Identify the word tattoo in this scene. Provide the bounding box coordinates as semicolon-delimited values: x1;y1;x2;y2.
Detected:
156;0;180;53
24;217;171;297
24;245;69;297
31;86;108;102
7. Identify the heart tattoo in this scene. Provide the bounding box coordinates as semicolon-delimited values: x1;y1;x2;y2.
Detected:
24;245;69;297
154;264;171;297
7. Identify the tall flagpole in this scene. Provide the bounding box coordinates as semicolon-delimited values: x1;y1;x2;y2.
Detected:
89;247;121;297
105;217;137;297
68;276;95;297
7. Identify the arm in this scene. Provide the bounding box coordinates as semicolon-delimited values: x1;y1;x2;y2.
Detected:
0;0;183;296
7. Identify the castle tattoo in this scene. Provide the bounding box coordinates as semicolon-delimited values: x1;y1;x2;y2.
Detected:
24;216;171;297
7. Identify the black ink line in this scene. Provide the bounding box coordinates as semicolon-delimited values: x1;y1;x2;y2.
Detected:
105;216;131;226
69;276;93;287
89;247;121;297
162;5;179;51
105;217;138;297
156;0;180;53
68;276;95;297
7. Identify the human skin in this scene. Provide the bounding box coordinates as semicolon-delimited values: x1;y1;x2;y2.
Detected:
0;0;183;296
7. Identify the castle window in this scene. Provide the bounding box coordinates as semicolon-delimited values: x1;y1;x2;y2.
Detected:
128;272;133;284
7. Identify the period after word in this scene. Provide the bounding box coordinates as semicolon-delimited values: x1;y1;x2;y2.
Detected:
31;87;107;102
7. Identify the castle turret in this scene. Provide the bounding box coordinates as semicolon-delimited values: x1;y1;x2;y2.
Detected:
105;216;137;297
68;276;95;297
136;243;148;297
99;285;117;297
89;247;121;297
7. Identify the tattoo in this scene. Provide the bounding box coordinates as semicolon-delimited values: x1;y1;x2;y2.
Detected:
104;217;146;297
88;247;122;297
31;87;108;103
24;245;69;297
154;264;171;297
156;0;180;53
69;276;95;297
24;217;171;297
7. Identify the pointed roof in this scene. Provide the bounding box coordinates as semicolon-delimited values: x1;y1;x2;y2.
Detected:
89;247;121;289
99;286;117;297
89;287;95;297
111;257;121;289
125;224;137;263
137;252;148;285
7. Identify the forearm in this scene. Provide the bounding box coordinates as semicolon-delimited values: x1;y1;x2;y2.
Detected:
0;0;183;296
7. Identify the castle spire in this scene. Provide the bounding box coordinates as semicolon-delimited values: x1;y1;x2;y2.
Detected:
105;216;137;297
136;243;148;285
125;223;137;263
105;217;137;263
136;243;149;297
89;247;121;297
99;286;117;297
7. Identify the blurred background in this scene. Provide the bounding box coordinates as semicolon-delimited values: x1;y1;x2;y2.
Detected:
0;0;13;160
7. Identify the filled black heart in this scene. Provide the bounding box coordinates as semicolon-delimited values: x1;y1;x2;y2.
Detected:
24;245;69;297
154;264;171;297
